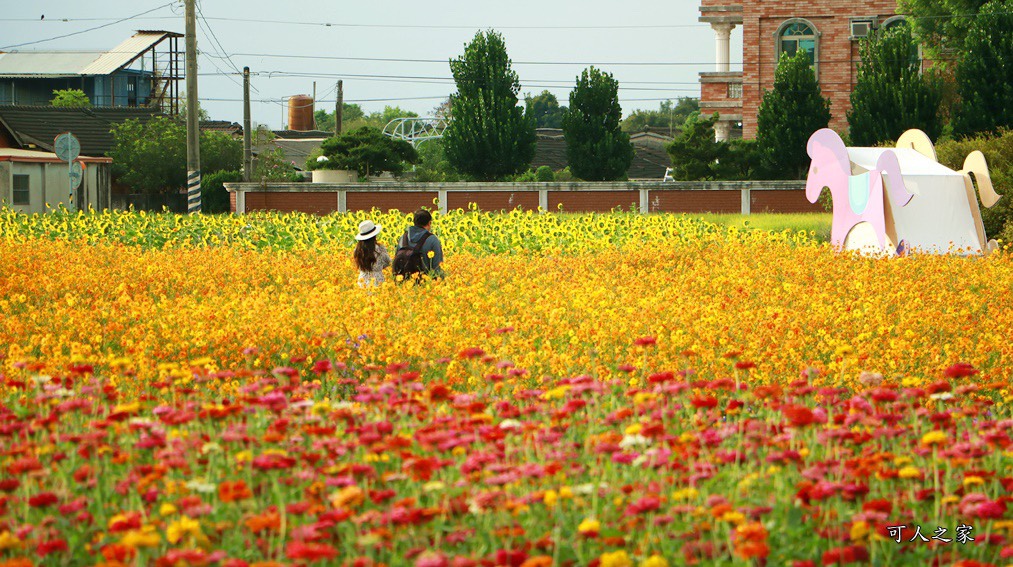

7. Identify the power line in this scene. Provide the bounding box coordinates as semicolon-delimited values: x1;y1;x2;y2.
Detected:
0;3;175;50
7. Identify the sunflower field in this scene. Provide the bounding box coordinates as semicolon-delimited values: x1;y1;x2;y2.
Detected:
0;208;1010;567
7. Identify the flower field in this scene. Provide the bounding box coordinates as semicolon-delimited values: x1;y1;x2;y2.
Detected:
0;209;1010;567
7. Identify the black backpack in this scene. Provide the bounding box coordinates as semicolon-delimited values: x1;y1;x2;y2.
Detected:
392;230;432;280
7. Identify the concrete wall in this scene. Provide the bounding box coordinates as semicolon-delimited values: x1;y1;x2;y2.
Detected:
224;180;818;216
0;161;110;213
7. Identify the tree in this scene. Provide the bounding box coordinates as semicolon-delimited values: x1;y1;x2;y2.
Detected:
848;24;943;146
896;0;989;56
314;104;365;132
561;67;634;181
50;89;90;108
622;98;699;134
953;0;1013;136
755;50;831;179
525;90;566;128
310;126;417;177
665;113;727;180
108;116;242;194
442;30;536;180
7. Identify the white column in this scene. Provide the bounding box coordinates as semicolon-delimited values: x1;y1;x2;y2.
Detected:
712;23;734;72
236;190;246;214
438;190;448;214
714;121;732;143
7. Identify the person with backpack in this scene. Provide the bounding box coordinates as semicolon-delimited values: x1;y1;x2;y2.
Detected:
353;220;391;287
392;209;445;282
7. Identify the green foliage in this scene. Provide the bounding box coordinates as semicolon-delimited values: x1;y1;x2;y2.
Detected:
936;128;1013;237
50;89;90;108
311;127;417;177
414;140;461;182
897;0;990;56
313;104;366;133
756;51;832;179
108;117;242;194
525;91;566;128
561;67;634;181
953;0;1013;137
201;170;242;214
665;113;726;180
721;139;764;181
536;166;554;182
513;169;539;182
553;167;575;182
848;25;944;146
443;30;537;180
622;98;699;134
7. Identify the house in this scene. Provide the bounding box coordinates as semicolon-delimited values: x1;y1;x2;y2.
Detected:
698;0;903;140
0;148;112;213
530;128;674;180
254;129;334;172
0;105;157;156
0;31;182;110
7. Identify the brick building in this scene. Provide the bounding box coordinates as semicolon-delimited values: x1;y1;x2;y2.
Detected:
699;0;905;140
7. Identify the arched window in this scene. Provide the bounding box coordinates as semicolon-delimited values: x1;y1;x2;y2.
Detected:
880;16;921;68
776;19;819;76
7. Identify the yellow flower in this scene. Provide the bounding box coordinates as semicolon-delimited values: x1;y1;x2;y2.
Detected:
898;466;922;479
558;486;574;499
600;550;633;567
921;431;947;446
672;487;699;501
427;250;435;259
835;345;855;357
721;511;746;526
963;476;985;487
159;503;178;517
120;525;161;548
851;520;870;541
578;518;601;535
166;515;202;544
640;555;668;567
0;531;22;551
624;423;643;435
543;490;559;507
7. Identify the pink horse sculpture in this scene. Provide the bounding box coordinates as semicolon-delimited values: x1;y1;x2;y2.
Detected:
805;129;913;250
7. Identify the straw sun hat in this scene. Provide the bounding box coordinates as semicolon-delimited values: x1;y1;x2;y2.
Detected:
355;220;383;241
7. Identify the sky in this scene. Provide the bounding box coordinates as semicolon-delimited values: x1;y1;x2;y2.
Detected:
0;0;743;129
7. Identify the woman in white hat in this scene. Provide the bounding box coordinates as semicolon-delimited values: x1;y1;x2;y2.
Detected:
353;220;391;287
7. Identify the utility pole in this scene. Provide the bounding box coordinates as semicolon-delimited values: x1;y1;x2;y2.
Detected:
185;0;201;213
335;80;343;136
243;66;252;182
312;81;317;129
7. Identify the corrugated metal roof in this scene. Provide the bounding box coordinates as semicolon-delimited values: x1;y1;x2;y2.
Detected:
0;31;176;78
0;52;101;78
79;31;172;76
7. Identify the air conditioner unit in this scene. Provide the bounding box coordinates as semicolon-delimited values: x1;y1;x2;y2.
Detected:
850;18;875;40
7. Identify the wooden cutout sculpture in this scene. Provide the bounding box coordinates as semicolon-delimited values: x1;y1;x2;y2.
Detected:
805;128;913;250
806;128;1002;256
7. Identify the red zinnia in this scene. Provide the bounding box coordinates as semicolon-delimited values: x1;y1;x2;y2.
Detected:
634;336;657;347
782;405;816;428
28;492;59;508
286;542;338;562
944;363;979;379
822;545;868;565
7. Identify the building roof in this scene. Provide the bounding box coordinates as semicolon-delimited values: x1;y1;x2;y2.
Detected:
201;120;243;136
0;147;111;164
0;105;158;155
273;129;334;140
0;31;179;78
255;138;326;171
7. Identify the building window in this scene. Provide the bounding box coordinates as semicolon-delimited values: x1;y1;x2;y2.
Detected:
727;83;742;99
880;16;921;67
13;174;30;206
776;19;819;76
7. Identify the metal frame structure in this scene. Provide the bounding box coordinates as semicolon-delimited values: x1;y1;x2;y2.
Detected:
382;117;451;148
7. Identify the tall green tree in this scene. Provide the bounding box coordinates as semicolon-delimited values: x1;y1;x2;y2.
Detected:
954;0;1013;136
665;113;727;180
50;89;90;108
442;30;536;180
562;67;633;181
848;24;943;146
755;50;831;179
896;0;989;56
109;117;242;194
525;90;566;128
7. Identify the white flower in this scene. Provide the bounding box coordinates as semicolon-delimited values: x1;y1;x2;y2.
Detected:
619;434;651;449
184;479;217;494
498;419;522;430
929;392;954;401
